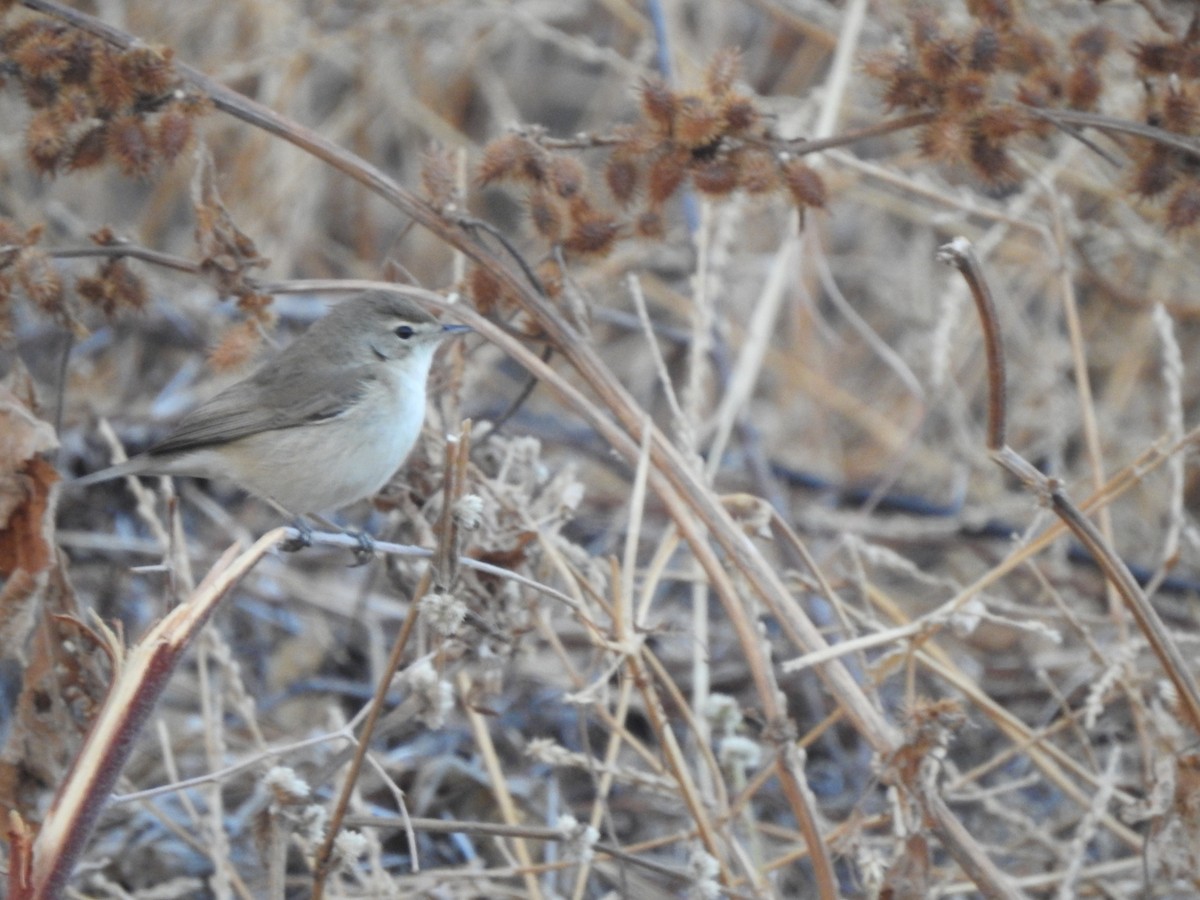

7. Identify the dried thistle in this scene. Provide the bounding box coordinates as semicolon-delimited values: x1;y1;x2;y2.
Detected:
420;143;458;211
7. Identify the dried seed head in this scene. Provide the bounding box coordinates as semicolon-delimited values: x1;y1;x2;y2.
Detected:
1071;25;1112;62
605;154;640;206
156;108;194;163
880;63;936;110
49;89;91;127
206;318;263;372
635;208;665;240
705;47;743;98
966;0;1014;28
477;133;544;186
91;49;136;115
1003;26;1055;71
10;24;71;79
1163;84;1200;134
76;258;147;317
263;766;311;806
1066;62;1102;111
918;38;963;80
974;106;1026;142
20;75;60;110
420;592;468;637
466;264;503;315
968;25;1001;73
721;93;759;134
119;45;175;99
909;9;941;49
692;156;739;196
945;71;990;113
674;93;723;148
563;198;621;257
781;159;826;209
647;148;688;204
67;125;107;170
0;280;13;345
107;115;155;177
1134;42;1182;76
420;144;457;209
535;256;564;299
737;150;778;194
25;109;66;173
15;248;64;314
546;155;585;199
1016;68;1063;110
919;116;970;165
1167;181;1200;231
639;77;677;133
967;133;1018;188
527;188;564;242
60;33;95;85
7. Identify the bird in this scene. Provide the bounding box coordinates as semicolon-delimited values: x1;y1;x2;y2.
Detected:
74;290;470;528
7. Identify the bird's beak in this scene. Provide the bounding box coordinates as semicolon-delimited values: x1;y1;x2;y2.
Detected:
440;323;472;335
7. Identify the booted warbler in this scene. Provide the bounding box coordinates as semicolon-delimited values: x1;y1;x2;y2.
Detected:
75;290;470;516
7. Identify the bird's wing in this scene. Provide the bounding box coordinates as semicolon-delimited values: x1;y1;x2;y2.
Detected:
146;364;376;456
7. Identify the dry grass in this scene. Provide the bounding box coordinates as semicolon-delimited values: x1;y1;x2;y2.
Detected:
3;0;1200;897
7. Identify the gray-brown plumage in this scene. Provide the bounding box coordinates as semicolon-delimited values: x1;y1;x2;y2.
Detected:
75;291;469;514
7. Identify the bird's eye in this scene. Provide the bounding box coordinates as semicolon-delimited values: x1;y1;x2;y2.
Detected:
394;324;415;339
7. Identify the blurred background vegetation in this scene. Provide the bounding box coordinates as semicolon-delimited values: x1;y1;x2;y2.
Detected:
4;0;1200;896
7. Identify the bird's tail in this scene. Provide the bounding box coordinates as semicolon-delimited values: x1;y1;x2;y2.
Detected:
71;459;149;488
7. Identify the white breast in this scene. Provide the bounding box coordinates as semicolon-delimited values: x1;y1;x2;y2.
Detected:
204;346;439;514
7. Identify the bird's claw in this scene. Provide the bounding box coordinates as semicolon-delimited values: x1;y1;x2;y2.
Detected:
281;520;314;553
349;531;376;567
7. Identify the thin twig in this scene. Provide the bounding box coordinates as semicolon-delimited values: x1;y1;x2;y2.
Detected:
938;237;1200;737
935;238;1007;450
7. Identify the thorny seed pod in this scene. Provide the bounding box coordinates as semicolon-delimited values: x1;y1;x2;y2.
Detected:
535;257;564;299
781;159;826;209
967;132;1018;188
478;133;545;186
67;123;109;171
15;247;64;314
419;144;457;210
156;108;195;163
1065;62;1102;111
674;93;724;149
639;77;677;134
562;197;620;257
107;115;155;176
721;93;759;134
1070;25;1111;62
692;156;739;196
605;154;640;206
706;48;742;98
546;155;585;199
647;147;689;205
25;109;66;173
527;188;565;242
635;208;665;240
1166;182;1200;231
737;150;778;194
1163;84;1200;135
968;25;1001;73
466;264;504;315
91;49;136;114
919;116;970;166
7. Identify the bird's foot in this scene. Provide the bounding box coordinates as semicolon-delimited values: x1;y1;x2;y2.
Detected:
349;530;376;567
281;519;314;553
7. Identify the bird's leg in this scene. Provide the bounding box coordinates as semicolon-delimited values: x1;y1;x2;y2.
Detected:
280;516;314;552
349;530;376;568
308;512;376;566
